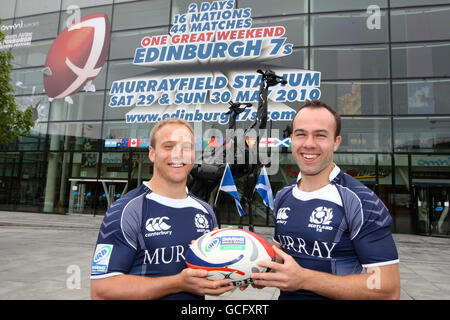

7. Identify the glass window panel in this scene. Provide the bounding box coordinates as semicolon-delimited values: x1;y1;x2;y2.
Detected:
378;153;393;185
18;12;60;41
252;15;307;47
0;152;20;210
113;0;170;31
10;67;45;96
238;0;307;17
394;117;450;152
0;19;15;38
100;151;133;180
15;94;50;133
391;6;450;42
311;10;388;46
49;91;105;121
58;5;112;33
392;42;450;78
412;154;450;184
18;135;46;151
171;0;206;18
392;79;450;115
17;152;46;212
391;0;450;7
72;151;99;178
62;0;112;10
334;153;377;183
393;155;411;233
339;117;391;152
103;121;154;141
320;81;390;115
311;0;387;12
16;0;60;17
311;45;389;80
1;0;17;20
109;27;168;60
266;48;307;69
48;121;102;151
10;39;52;68
106;59;154;90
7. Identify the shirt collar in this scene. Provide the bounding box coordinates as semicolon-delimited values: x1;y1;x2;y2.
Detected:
296;164;341;183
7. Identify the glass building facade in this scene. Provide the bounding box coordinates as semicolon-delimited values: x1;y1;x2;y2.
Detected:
1;0;449;237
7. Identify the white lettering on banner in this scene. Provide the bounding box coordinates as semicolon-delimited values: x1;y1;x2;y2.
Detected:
0;19;35;49
109;0;321;123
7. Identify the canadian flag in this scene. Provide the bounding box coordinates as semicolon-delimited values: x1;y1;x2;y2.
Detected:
128;139;138;147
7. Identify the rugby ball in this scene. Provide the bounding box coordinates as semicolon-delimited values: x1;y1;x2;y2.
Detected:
185;228;275;287
43;13;110;99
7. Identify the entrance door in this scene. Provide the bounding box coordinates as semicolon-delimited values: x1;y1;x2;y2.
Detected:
430;187;449;236
68;179;128;215
70;180;101;215
413;185;450;236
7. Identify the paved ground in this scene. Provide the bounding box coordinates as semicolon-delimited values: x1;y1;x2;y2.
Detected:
0;211;449;300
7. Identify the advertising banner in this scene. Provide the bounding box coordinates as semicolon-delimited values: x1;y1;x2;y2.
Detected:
109;0;321;125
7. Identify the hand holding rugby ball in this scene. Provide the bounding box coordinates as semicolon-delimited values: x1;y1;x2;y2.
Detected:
185;228;275;287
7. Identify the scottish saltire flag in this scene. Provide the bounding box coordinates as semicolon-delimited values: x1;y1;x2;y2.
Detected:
255;166;274;210
215;164;246;216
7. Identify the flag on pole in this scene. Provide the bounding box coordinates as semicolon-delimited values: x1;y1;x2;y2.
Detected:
255;166;274;210
215;164;246;216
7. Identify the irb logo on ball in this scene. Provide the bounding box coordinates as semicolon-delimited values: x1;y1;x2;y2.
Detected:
220;236;246;250
205;235;246;252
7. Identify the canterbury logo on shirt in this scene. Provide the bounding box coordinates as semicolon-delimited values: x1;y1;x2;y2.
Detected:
145;217;172;237
276;207;290;224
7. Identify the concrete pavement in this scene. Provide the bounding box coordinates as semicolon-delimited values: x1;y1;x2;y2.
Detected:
0;210;449;300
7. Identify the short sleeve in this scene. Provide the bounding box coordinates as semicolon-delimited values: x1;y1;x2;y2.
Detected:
351;195;399;268
90;199;141;279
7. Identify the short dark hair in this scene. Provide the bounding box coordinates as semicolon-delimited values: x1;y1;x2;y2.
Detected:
291;100;341;138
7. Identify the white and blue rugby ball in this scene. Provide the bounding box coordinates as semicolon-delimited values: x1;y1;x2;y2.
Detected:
185;228;275;287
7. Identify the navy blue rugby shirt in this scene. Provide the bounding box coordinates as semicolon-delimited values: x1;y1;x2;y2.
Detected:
273;165;399;300
90;183;217;300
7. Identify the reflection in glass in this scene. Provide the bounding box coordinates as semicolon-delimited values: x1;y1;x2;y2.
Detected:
311;0;387;12
311;45;389;80
239;0;306;17
113;0;170;31
48;121;102;151
320;81;390;115
394;117;450;152
392;42;450;78
50;92;105;121
391;6;450;42
393;79;450;115
16;0;60;17
10;40;52;68
252;15;307;47
311;11;387;46
340;117;391;152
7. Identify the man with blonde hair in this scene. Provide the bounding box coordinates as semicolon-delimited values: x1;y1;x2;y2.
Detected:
91;118;234;299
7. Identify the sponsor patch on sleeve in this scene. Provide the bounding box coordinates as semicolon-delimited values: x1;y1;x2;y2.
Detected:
91;244;113;275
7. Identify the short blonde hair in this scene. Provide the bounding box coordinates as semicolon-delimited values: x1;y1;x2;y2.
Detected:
149;118;194;148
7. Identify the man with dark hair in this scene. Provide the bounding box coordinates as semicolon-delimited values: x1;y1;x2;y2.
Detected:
251;100;400;300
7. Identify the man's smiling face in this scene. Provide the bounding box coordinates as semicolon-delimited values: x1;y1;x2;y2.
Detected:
291;106;341;178
149;123;194;185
